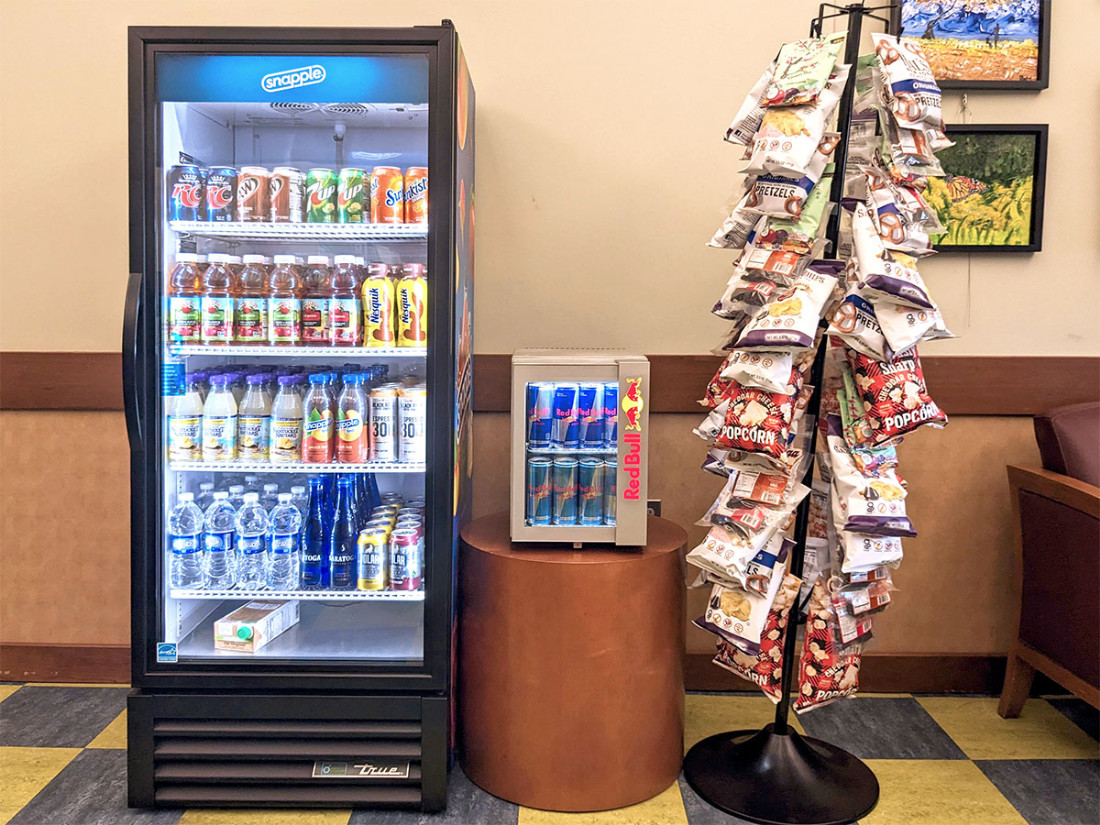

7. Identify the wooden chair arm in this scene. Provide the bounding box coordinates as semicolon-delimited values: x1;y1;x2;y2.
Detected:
1007;465;1100;518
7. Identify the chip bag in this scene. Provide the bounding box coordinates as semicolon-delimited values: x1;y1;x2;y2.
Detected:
851;204;935;310
826;416;915;537
847;348;947;444
708;196;765;250
721;350;796;393
703;553;790;651
744;134;839;219
875;301;952;355
764;36;846;107
756;170;835;254
840;532;904;574
714;384;797;464
794;579;862;713
725;61;776;146
736;260;843;350
827;292;889;360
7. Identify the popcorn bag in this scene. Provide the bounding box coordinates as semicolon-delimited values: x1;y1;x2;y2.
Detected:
794;580;862;714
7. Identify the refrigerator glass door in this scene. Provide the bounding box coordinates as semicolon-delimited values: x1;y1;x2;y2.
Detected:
155;52;431;664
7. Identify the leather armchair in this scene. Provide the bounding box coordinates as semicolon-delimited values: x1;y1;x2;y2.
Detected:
999;402;1100;717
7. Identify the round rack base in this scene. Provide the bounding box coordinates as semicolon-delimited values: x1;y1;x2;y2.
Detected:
683;725;879;825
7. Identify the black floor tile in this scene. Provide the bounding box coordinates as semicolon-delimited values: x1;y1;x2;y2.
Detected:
0;686;128;747
679;774;769;825
8;749;182;825
349;764;518;825
1047;697;1100;741
976;759;1100;825
797;697;966;760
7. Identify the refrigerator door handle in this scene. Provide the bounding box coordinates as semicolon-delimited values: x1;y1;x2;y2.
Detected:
123;269;143;449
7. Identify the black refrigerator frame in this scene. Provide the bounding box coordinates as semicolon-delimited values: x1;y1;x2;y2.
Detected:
124;24;472;810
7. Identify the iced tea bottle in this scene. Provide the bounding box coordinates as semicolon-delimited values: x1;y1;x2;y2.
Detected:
328;255;362;347
235;255;269;344
300;256;331;346
200;253;236;345
267;255;301;346
167;253;202;343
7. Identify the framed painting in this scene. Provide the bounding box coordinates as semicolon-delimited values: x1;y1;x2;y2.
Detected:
892;0;1050;90
924;124;1047;253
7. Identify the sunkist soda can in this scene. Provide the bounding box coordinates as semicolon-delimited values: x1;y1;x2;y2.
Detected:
270;167;304;223
551;384;580;449
578;459;606;526
236;167;269;222
363;265;397;347
551;458;579;525
357;528;388;591
578;383;605;448
337;168;367;223
404;167;428;224
305;168;338;223
526;457;553;526
396;264;428;347
205;166;236;222
370;166;404;223
525;382;553;449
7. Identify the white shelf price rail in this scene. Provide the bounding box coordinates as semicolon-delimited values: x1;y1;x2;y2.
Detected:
169;460;425;474
169;221;427;243
169;588;425;602
168;344;427;358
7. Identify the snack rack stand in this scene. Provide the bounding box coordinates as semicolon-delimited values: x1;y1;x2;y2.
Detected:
682;4;895;824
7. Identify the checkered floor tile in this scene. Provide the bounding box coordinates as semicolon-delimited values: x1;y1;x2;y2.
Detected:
0;685;1095;824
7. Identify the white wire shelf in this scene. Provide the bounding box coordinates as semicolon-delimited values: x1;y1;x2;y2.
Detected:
169;460;424;474
168;344;427;358
526;446;618;455
169;221;427;242
169;587;425;602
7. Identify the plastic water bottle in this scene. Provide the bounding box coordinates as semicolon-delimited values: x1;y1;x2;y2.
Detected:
267;493;303;591
261;483;280;513
195;481;215;513
290;484;310;548
235;492;269;589
203;492;237;589
243;474;262;495
168;492;205;589
228;484;246;509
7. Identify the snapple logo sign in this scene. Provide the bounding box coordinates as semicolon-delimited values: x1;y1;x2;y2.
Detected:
261;65;326;93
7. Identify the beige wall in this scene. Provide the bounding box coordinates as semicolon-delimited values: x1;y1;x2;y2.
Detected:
2;0;1099;355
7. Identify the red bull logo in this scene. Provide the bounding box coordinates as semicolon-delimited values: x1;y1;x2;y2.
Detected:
621;377;644;432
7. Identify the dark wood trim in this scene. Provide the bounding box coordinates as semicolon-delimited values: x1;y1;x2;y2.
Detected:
686;652;1063;695
1;352;1096;416
1015;641;1100;709
0;643;129;684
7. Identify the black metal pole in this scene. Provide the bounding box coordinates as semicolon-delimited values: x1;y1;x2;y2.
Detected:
683;5;894;823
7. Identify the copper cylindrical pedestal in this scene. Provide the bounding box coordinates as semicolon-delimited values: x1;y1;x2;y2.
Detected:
458;513;686;812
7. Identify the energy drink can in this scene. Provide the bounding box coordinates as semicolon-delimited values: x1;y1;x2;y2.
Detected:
390;529;422;590
526;457;553;526
551;383;580;449
578;459;605;526
604;459;617;526
602;382;619;445
578;383;605;448
525;383;554;449
357;529;388;591
551;458;578;525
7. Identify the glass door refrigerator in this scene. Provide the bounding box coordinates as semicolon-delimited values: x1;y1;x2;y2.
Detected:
124;25;475;811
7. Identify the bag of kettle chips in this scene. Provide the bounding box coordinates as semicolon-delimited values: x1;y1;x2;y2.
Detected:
827;417;915;537
794;579;862;713
713;572;802;701
847;348;947;444
708;197;765;250
721;350;796;394
712;272;783;320
704;553;790;649
827;292;889;360
714;384;797;464
744;134;839;219
872;33;945;135
840;532;904;574
725;61;776;146
765;35;846;108
736;260;843;350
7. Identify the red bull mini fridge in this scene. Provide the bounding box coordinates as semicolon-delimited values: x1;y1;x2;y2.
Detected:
510;350;649;545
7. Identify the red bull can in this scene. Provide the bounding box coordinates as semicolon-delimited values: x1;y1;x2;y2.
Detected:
525;382;554;449
551;383;580;449
551;458;579;525
578;383;605;448
526;457;553;526
578;459;605;526
604;459;617;526
602;382;618;445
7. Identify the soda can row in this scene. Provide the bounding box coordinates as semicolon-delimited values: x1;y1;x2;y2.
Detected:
357;510;424;591
526;457;617;527
526;382;618;450
167;164;426;224
367;383;427;464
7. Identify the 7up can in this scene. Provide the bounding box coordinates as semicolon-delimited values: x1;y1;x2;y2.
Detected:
337;168;367;223
305;168;337;223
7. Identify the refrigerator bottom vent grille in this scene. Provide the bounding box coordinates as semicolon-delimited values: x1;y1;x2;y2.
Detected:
152;717;422;807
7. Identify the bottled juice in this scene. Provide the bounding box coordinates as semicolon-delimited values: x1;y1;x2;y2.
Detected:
235;255;269;344
200;254;236;345
328;255;362;346
336;373;370;463
271;376;304;463
168;372;204;462
268;254;301;346
202;375;238;461
302;373;335;463
237;374;272;461
168;253;202;343
301;256;331;346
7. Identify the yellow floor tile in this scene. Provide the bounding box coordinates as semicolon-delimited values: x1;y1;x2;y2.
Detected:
25;682;128;688
0;686;20;703
918;696;1100;760
519;781;687;825
178;811;351;825
0;746;82;825
87;710;127;749
862;760;1026;825
684;693;803;754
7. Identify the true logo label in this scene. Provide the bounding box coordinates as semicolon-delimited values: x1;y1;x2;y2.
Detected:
262;65;326;93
